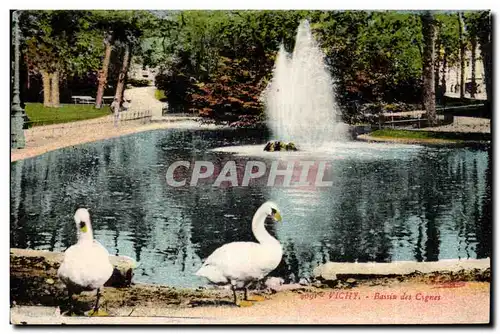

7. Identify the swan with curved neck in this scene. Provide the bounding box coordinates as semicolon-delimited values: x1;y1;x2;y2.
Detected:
252;203;282;246
196;201;283;306
58;208;113;315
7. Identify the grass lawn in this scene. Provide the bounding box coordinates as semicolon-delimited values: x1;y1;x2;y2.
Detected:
370;129;441;139
154;89;167;102
369;129;490;142
25;103;111;127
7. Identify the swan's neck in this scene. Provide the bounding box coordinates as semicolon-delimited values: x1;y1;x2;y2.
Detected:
252;207;280;246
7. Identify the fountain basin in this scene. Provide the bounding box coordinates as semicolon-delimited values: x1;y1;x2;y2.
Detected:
10;128;491;287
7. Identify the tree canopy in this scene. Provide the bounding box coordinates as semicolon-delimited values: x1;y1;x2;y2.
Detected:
17;10;492;119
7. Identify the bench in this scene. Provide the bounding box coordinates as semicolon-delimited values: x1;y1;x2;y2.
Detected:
383;118;429;128
71;96;95;104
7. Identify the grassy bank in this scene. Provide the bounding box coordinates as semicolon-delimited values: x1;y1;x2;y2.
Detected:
25;103;110;127
369;129;491;142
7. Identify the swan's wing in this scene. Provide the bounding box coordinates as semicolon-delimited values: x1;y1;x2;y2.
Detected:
198;242;279;283
92;240;111;257
58;244;78;282
203;242;259;265
89;240;114;284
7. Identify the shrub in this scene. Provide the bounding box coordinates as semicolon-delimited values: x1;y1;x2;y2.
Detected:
128;78;150;87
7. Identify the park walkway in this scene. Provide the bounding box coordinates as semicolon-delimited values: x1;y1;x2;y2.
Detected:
124;86;164;119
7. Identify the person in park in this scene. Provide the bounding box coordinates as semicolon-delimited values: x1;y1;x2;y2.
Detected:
110;98;121;127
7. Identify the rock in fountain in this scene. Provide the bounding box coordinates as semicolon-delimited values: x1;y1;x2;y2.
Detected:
264;141;298;152
262;20;347;151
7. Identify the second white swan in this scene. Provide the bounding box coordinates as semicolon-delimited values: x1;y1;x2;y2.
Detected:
195;201;283;306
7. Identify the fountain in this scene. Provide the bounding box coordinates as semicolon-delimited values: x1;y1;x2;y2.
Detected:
262;20;347;151
213;20;421;158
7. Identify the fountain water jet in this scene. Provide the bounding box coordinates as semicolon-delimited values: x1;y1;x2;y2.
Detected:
263;20;347;150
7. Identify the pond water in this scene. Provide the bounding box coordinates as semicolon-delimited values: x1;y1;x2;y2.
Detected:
10;128;491;287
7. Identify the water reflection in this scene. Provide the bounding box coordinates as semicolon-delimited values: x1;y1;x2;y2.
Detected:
10;129;491;287
269;146;491;281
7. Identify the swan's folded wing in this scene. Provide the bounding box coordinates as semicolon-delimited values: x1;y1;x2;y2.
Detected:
199;242;278;282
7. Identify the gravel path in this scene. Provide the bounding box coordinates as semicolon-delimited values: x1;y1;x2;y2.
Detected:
420;116;491;133
10;281;490;325
124;86;165;119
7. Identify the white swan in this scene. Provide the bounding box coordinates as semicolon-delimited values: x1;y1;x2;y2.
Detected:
195;201;283;306
57;208;113;315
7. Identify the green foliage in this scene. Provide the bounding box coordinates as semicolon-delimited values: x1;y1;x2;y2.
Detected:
24;103;110;126
435;12;460;65
91;10;157;55
370;128;490;142
128;78;150;87
371;129;447;139
20;9;156;75
17;10;491;122
19;10;158;104
20;10;104;76
154;89;167;101
147;11;311;80
314;11;424;104
147;10;433;120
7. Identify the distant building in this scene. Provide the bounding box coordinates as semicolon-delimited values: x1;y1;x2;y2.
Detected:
129;62;158;85
441;46;486;100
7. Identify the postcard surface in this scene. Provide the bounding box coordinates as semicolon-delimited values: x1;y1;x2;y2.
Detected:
10;9;491;325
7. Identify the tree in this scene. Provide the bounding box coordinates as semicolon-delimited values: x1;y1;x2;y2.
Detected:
114;43;131;104
464;13;478;99
472;11;492;113
457;12;466;98
313;11;424;106
420;11;437;126
435;13;460;100
434;19;442;101
92;11;130;108
21;11;64;107
20;10;103;107
92;10;155;108
95;33;114;108
114;12;155;106
469;33;477;98
148;10;487;123
465;11;491;103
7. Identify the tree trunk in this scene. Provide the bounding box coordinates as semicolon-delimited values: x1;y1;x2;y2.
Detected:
434;33;441;102
440;51;447;100
458;12;466;99
24;54;30;91
41;70;52;107
95;34;113;109
479;33;492;114
421;11;438;127
125;44;133;93
114;43;131;106
470;35;477;98
50;71;60;108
